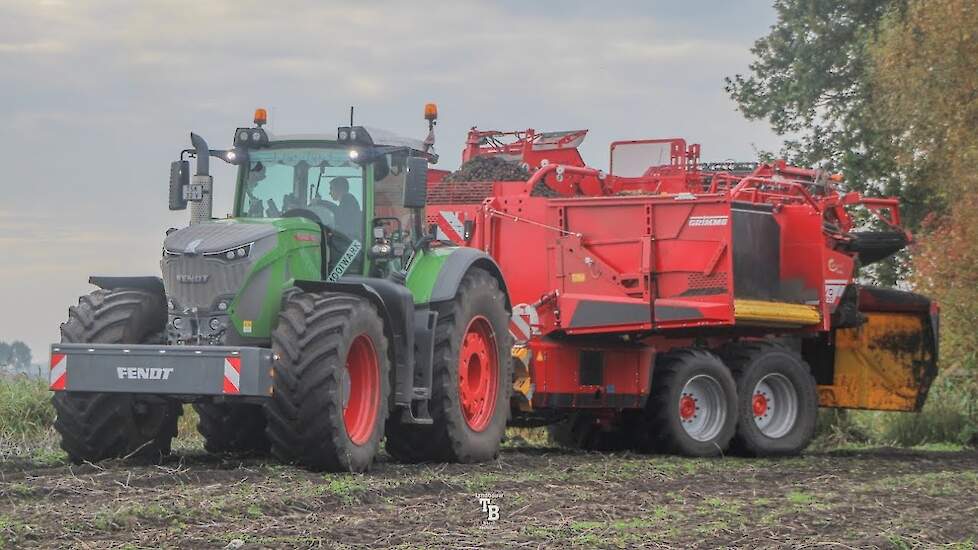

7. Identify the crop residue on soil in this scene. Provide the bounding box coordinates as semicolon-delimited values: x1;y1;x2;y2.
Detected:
1;447;977;548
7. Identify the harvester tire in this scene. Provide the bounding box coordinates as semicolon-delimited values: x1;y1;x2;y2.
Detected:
53;288;181;464
265;291;390;472
385;268;511;463
644;349;737;457
720;341;817;456
194;402;269;455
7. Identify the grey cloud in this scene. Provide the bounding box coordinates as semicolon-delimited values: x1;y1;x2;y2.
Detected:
0;0;782;355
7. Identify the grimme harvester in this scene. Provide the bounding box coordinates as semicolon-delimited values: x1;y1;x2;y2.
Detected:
48;108;938;473
426;127;938;455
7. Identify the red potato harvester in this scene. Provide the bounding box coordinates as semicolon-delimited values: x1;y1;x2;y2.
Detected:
425;127;938;456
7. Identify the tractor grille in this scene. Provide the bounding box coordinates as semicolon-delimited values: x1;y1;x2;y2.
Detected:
161;254;254;311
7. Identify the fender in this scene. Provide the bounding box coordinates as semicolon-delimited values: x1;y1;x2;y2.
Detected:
89;276;165;298
293;277;431;420
428;247;511;310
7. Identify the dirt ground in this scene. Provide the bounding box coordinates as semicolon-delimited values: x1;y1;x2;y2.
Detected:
1;441;976;550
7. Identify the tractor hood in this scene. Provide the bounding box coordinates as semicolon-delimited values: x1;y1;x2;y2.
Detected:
163;219;280;255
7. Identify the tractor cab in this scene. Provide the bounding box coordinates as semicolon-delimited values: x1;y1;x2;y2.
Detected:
170;110;431;282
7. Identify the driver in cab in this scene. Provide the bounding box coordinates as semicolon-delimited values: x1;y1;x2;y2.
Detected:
320;176;362;240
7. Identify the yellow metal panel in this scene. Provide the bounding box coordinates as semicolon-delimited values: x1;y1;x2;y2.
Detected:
734;299;821;326
817;312;935;411
511;346;534;412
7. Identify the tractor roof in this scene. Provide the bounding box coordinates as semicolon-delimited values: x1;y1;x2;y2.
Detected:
265;127;425;151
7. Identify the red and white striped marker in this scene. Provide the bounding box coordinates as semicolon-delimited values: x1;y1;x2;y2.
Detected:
49;353;67;390
223;356;241;394
509;304;540;344
434;211;466;242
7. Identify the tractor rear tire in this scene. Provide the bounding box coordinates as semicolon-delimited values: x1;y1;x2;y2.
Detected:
265;291;390;472
53;288;181;464
644;349;737;457
194;402;269;455
720;341;818;456
385;268;511;463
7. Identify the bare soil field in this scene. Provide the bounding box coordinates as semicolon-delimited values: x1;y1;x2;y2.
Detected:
1;441;976;549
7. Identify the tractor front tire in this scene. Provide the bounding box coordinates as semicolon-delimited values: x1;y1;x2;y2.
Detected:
194;402;269;455
53;288;181;464
265;291;390;472
720;341;818;456
644;349;737;457
385;268;511;463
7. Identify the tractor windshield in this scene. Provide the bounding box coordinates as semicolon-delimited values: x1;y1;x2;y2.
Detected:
237;148;365;241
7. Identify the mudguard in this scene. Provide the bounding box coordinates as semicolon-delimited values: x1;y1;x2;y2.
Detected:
428;247;511;310
89;276;165;297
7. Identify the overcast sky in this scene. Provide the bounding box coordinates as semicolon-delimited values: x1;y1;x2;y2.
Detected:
0;0;782;358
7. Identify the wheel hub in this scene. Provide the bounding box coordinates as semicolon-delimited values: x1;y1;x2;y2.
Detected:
752;392;769;417
679;395;697;420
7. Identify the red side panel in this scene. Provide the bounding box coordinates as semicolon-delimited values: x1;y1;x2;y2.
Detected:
529;340;654;409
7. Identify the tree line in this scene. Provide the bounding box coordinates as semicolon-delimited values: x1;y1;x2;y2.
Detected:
728;0;978;384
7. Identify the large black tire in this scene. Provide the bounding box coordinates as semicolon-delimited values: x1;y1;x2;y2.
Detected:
53;288;181;464
720;341;818;457
385;268;512;463
644;349;737;457
265;292;390;472
193;402;269;455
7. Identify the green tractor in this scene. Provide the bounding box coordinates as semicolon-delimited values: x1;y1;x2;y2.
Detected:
50;108;512;472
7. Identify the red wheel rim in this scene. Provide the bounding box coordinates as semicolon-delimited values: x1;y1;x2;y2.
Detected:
343;334;380;445
458;316;499;432
752;393;769;417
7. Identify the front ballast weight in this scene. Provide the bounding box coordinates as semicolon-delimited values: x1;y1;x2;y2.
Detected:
50;343;273;397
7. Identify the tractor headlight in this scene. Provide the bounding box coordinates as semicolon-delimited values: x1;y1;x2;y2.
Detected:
339;130;349;140
209;317;223;331
239;130;249;141
206;243;252;261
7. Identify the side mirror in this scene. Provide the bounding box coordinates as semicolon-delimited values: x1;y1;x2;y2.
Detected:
402;157;428;208
169;160;190;210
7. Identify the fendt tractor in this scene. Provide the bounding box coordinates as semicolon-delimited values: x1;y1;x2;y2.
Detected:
50;107;513;472
49;108;938;472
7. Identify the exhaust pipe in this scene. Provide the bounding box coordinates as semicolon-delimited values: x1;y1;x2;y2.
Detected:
189;133;213;225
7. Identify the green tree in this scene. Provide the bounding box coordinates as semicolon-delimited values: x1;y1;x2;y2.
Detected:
872;0;978;383
724;0;943;284
10;341;32;371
